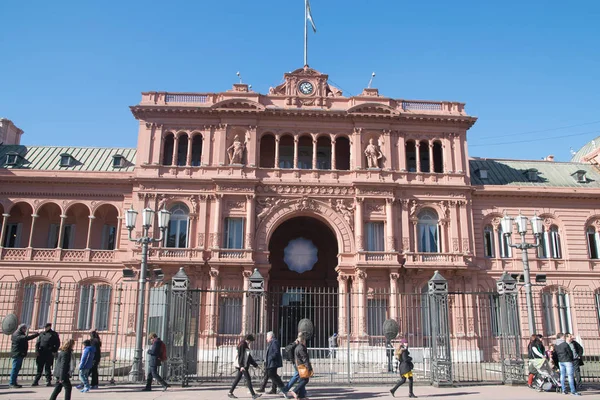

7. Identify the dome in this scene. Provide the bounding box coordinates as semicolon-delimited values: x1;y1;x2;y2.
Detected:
571;135;600;163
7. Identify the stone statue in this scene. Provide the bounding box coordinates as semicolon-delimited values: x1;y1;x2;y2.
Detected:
227;135;245;164
364;138;383;168
333;199;355;226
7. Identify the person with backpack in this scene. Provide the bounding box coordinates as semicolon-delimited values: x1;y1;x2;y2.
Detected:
89;331;101;389
49;338;75;400
143;332;169;391
228;334;262;399
33;323;61;387
282;336;305;398
390;339;417;398
288;332;312;400
78;340;95;393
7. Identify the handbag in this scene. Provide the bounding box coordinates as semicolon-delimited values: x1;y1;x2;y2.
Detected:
297;363;314;379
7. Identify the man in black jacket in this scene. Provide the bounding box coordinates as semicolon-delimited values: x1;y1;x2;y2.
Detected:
569;335;584;391
10;324;41;388
264;331;287;397
555;333;581;396
33;323;60;387
142;332;169;391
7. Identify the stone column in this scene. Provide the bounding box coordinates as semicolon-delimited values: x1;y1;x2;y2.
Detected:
241;268;253;334
356;268;368;337
172;135;179;166
274;135;281;168
386;198;395;251
56;215;67;249
115;217;123;250
186;135;193;166
312;137;317;170
354;197;364;251
293;136;299;169
397;134;406;171
197;195;208;249
28;214;38;248
208;267;220;334
245;195;255;249
85;215;95;249
0;213;10;247
337;274;349;335
453;133;463;173
400;201;410;253
415;141;421;173
203;129;213;166
389;271;400;322
429;141;435;173
246;127;257;167
331;138;337;170
458;200;470;253
212;195;222;248
382;130;392;169
412;219;418;253
443;135;452;173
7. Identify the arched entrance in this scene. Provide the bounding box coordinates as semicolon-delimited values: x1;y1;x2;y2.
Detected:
266;216;339;348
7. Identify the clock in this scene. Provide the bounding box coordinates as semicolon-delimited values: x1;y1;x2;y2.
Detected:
298;81;314;95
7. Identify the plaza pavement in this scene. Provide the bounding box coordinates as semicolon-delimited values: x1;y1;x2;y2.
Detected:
0;384;599;400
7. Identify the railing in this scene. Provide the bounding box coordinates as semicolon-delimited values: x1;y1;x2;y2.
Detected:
402;101;443;111
165;94;208;103
211;248;253;261
32;249;57;261
405;252;468;264
356;251;398;263
1;248;28;260
143;248;200;260
0;248;116;263
90;250;116;262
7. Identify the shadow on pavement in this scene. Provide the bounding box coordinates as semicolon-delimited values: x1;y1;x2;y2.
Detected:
421;392;480;397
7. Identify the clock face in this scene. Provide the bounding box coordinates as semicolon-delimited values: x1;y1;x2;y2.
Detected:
298;81;314;95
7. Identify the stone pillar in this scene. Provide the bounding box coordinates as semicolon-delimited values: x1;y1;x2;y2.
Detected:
400;201;410;253
428;271;452;386
355;268;368;337
389;271;400;322
293;136;299;169
56;215;67;249
203;129;213;166
443;135;452;173
85;215;95;249
453;133;463;173
415;141;421;173
115;217;123;250
274;135;280;168
385;198;395;251
0;213;10;247
354;197;364;251
458;200;470;254
172;135;179;166
382;130;392;169
208;267;220;334
186;135;193;166
212;195;222;248
197;195;208;249
28;214;38;248
246;127;256;167
245;195;255;249
412;219;418;253
337;274;349;335
429;141;435;173
241;268;253;334
352;128;362;169
331;138;337;170
312;137;317;170
397;134;406;171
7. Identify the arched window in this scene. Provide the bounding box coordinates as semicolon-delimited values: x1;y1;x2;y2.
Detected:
417;209;439;253
405;140;416;172
297;136;312;169
419;140;430;173
335;136;351;170
316;136;332;169
498;224;512;258
541;288;572;336
433;140;443;173
20;282;53;329
77;283;111;331
483;225;495;258
165;203;189;248
279;135;294;169
191;134;203;166
587;226;600;259
176;133;188;166
162;133;174;166
539;224;562;259
259;134;276;168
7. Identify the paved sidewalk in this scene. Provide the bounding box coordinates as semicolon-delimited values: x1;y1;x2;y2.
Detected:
0;384;598;400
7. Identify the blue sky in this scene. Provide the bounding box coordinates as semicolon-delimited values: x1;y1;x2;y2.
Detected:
2;0;599;161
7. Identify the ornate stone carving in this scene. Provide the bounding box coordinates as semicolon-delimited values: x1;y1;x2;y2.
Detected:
189;195;198;214
452;238;460;253
402;237;409;252
387;236;396;251
257;185;355;196
226;200;246;211
440;201;451;219
364;137;383;168
462;238;470;253
197;233;205;249
389;272;400;281
366;201;384;214
209;268;220;279
331;199;354;227
158;194;171;210
227;134;245;164
355;268;367;280
409;200;418;217
357;187;393;197
245;233;253;249
217;184;254;192
256;197;285;226
295;196;317;211
242;269;253;279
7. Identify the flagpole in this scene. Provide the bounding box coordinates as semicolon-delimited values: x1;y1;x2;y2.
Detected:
304;0;308;66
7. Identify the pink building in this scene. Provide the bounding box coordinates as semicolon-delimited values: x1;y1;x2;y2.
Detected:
1;66;599;385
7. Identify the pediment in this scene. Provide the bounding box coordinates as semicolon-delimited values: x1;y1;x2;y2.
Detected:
347;102;398;116
211;98;265;111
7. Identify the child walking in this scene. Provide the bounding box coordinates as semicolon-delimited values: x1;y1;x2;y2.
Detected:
78;340;95;393
390;339;417;398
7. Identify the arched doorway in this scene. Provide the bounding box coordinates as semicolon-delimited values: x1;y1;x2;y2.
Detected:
266;216;339;348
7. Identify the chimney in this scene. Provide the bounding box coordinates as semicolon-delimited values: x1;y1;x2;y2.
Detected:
545;155;555;162
361;88;379;97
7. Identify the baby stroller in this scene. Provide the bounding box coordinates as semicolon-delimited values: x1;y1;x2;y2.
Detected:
529;359;561;392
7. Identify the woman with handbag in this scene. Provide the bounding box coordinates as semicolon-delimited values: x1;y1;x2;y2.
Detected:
288;332;312;400
49;339;75;400
390;339;417;398
228;334;262;399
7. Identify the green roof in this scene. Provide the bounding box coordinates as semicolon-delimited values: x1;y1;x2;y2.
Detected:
570;136;600;162
0;145;136;172
470;158;600;188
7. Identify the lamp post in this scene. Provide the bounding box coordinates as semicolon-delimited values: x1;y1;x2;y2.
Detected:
125;206;171;381
500;211;543;335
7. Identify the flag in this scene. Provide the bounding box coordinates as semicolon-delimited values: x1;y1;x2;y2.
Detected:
306;0;317;33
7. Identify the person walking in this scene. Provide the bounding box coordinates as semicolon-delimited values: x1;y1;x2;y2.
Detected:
9;323;41;388
569;335;584;392
257;334;277;395
390;339;417;398
328;333;338;358
288;332;312;400
33;323;61;387
263;331;288;397
49;339;75;400
142;332;169;391
527;334;545;387
555;333;581;396
282;337;306;399
89;331;101;389
228;334;262;399
78;339;95;393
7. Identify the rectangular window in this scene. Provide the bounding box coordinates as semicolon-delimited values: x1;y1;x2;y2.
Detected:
218;297;242;334
542;291;572;336
48;224;75;249
596;293;600;331
147;287;167;339
418;224;439;253
77;285;94;330
224;217;244;249
365;222;385;251
77;284;111;331
36;284;53;329
94;285;111;331
21;283;36;327
587;230;600;259
498;230;512;258
483;227;495;258
367;298;388;336
489;294;500;336
3;223;21;248
101;225;117;250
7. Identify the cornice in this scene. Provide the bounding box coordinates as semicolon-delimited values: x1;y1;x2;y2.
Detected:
472;186;600;200
0;190;125;198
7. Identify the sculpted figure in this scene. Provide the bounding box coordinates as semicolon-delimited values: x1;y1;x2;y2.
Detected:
227;135;245;164
364;138;383;168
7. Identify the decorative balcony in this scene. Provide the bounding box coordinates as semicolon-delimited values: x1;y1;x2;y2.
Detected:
405;252;471;267
133;248;202;261
210;248;254;263
0;248;116;263
356;251;400;265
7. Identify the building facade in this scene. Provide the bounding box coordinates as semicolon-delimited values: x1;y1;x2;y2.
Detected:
1;67;600;383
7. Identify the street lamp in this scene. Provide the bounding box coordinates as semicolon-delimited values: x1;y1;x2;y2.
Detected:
125;206;171;381
501;211;543;335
